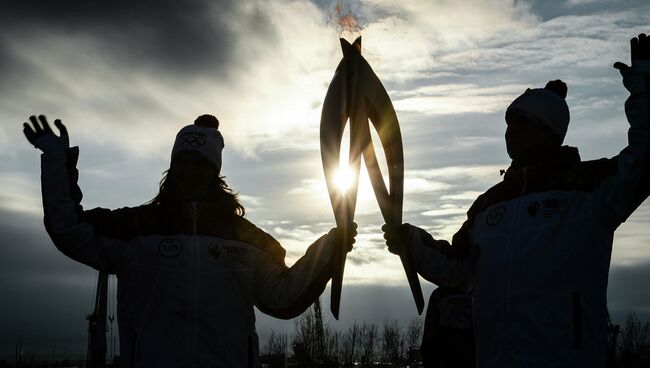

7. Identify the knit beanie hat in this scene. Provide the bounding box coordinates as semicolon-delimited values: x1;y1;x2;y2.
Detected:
171;114;224;174
506;80;570;144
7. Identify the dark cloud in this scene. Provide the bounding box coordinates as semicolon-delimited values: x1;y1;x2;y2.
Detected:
0;209;62;278
529;0;650;21
607;262;650;322
0;208;98;359
0;0;276;76
0;33;40;98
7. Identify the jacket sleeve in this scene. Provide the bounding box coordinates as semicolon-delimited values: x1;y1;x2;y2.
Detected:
41;148;127;274
596;62;650;227
408;222;478;293
235;218;288;268
252;233;336;319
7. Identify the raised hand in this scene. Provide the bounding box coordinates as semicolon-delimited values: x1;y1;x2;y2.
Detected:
328;222;358;252
23;115;69;153
614;33;650;71
382;223;410;255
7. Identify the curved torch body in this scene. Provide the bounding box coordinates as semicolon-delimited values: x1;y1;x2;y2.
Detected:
320;37;424;318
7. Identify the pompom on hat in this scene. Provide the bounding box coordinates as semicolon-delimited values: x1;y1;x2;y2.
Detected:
506;80;570;144
171;114;225;173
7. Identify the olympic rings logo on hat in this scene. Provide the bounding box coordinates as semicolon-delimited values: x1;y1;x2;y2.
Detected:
180;132;207;148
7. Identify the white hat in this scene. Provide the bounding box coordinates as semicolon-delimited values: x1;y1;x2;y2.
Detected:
506;80;570;144
171;115;224;173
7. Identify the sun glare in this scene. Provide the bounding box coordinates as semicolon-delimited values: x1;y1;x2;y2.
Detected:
334;166;355;194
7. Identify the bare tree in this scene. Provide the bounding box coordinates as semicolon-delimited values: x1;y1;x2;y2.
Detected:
264;330;288;356
619;312;650;367
606;313;620;366
323;325;342;366
404;317;423;364
293;307;316;366
293;301;342;366
359;322;378;367
263;330;288;368
406;317;423;350
341;322;361;365
381;319;404;364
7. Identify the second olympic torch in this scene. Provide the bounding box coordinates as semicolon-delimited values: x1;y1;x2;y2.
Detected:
320;37;425;319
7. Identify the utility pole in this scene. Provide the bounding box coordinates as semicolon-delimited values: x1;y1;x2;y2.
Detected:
15;337;23;367
87;271;108;368
312;298;325;363
109;315;115;360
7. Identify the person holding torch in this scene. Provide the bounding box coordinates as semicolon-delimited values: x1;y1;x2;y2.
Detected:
384;34;650;367
24;113;357;367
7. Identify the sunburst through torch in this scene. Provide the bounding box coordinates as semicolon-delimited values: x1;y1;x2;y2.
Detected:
320;37;425;319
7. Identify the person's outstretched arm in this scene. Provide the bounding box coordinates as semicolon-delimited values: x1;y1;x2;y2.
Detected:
383;221;478;293
252;224;356;319
23;112;151;241
596;34;650;228
24;115;126;273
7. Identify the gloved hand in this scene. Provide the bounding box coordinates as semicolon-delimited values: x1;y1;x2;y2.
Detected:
23;115;69;153
614;33;650;73
381;223;412;255
327;222;358;252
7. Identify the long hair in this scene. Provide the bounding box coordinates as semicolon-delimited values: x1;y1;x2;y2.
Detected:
148;170;245;219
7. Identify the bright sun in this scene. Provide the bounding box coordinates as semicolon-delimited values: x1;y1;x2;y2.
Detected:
334;166;355;193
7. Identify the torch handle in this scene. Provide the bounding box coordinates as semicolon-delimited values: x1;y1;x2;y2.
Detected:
330;201;352;320
398;236;425;314
362;126;424;314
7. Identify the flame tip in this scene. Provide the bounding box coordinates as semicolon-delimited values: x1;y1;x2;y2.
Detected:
331;0;365;36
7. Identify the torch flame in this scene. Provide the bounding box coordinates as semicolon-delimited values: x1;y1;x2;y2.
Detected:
331;0;364;36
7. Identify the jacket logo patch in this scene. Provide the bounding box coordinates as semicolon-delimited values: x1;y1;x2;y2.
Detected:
528;198;570;219
528;201;540;217
159;238;183;258
223;245;247;256
486;205;505;226
207;244;246;261
208;244;222;261
541;198;569;217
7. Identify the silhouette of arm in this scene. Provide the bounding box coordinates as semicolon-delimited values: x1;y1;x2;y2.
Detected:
23;115;127;272
234;218;288;268
24;115;149;240
596;35;650;227
252;230;346;319
41;147;128;273
404;223;478;293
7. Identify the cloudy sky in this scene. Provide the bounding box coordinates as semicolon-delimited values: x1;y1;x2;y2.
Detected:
1;0;650;360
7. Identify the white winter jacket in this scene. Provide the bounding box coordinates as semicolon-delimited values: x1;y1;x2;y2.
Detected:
407;63;650;368
41;149;339;368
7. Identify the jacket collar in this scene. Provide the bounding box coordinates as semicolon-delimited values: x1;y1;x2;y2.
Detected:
504;146;581;189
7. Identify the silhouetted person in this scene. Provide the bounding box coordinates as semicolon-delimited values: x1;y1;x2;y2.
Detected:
24;114;356;368
384;34;650;367
420;286;474;368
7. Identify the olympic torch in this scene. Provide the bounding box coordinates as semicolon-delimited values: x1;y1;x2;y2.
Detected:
321;37;424;319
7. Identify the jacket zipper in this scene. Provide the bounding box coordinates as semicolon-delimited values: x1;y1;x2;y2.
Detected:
504;172;527;366
504;202;516;368
189;202;199;366
573;291;582;349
